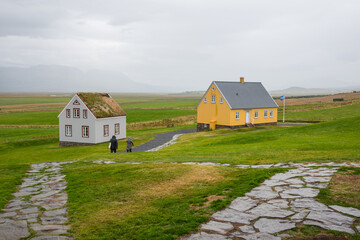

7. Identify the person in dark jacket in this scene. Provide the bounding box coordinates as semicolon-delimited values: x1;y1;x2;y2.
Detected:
110;135;118;153
126;137;134;152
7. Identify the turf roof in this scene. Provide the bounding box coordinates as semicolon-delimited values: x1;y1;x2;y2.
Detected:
77;92;126;118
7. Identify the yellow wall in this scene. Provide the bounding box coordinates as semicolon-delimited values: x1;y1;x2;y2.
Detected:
197;82;278;128
197;83;231;127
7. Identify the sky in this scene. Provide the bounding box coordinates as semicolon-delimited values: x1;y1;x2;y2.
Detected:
0;0;359;92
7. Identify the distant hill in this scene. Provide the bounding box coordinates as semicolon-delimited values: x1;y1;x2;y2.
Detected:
0;65;173;93
270;86;360;97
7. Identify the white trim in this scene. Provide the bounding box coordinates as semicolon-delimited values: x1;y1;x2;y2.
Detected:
264;110;268;118
211;95;216;104
57;94;96;119
270;109;274;118
235;111;240;120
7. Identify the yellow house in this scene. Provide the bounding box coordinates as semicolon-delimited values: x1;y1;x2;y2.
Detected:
197;77;278;131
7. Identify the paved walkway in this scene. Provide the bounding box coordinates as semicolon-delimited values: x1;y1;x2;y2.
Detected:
131;128;196;152
0;162;73;240
180;162;360;240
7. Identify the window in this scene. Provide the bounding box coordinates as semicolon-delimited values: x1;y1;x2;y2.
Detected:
212;87;215;91
264;110;268;118
235;111;240;120
83;109;88;119
82;126;89;138
73;99;80;105
270;110;274;118
65;125;72;137
204;97;207;103
115;123;120;135
103;125;109;137
73;108;80;118
66;109;70;118
211;95;216;103
220;97;223;104
254;111;259;119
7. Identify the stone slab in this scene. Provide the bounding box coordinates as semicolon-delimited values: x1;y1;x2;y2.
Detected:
182;232;230;240
290;198;331;212
0;220;30;240
304;220;355;234
241;232;281;240
239;225;256;233
248;203;294;218
200;220;234;234
212;208;258;224
229;196;259;212
329;205;360;217
281;188;319;198
306;211;355;234
254;218;296;234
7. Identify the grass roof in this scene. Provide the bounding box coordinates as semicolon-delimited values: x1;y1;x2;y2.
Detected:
77;92;126;118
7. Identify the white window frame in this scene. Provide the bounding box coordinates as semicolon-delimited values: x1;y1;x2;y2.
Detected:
73;108;80;118
115;123;120;135
103;125;109;137
269;110;273;118
235;111;240;120
82;126;89;138
66;109;70;118
204;97;207;103
65;125;72;137
264;110;268;118
83;109;88;119
220;97;223;104
211;95;216;104
254;110;259;119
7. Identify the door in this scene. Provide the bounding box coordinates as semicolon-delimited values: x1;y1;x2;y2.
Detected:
246;110;251;124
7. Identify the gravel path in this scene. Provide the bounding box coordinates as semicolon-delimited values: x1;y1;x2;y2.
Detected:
131;128;196;152
0;162;73;240
180;162;360;240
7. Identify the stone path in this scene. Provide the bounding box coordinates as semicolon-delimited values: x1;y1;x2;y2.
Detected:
181;163;360;240
131;128;196;152
0;161;73;240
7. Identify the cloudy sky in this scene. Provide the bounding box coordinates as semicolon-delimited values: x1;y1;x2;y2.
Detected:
0;0;359;92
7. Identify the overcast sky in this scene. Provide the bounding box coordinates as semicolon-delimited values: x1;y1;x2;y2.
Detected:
0;0;359;92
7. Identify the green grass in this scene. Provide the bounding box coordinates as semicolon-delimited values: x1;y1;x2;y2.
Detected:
122;100;198;109
0;109;196;125
64;162;285;239
0;97;69;105
279;103;360;122
0;127;58;142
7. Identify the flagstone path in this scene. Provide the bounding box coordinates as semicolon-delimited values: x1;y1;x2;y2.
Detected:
0;161;73;240
1;159;359;240
180;162;360;240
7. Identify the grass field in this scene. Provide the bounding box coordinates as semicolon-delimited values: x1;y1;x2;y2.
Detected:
0;93;360;239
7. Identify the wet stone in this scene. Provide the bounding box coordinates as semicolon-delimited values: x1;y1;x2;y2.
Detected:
43;208;67;217
248;203;294;218
239;225;256;233
262;179;287;187
267;199;289;208
290;211;310;222
306;183;329;188
31;190;60;201
0;220;30;240
212;208;258;224
329;205;360;217
254;218;296;234
229;196;259;212
290;198;331;212
0;211;17;218
20;206;38;214
41;201;67;210
200;220;234;234
281;187;319;198
246;188;279;200
240;232;281;240
306;211;355;234
182;232;230;240
304;220;355;234
14;213;38;220
41;216;68;225
303;176;332;183
31;223;70;235
283;178;304;185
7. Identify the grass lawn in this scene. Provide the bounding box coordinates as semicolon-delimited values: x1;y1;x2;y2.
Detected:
0;109;196;125
64;162;285;239
0;97;70;105
278;103;360;122
122;99;198;109
0;127;58;142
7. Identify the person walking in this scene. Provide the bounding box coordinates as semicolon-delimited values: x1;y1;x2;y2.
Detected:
126;137;134;152
110;135;118;153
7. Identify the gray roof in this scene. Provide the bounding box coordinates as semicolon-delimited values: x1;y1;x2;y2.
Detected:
214;81;278;109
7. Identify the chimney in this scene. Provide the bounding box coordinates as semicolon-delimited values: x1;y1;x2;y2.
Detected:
240;77;245;84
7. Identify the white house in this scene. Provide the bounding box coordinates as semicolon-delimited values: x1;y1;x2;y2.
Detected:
58;92;127;146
